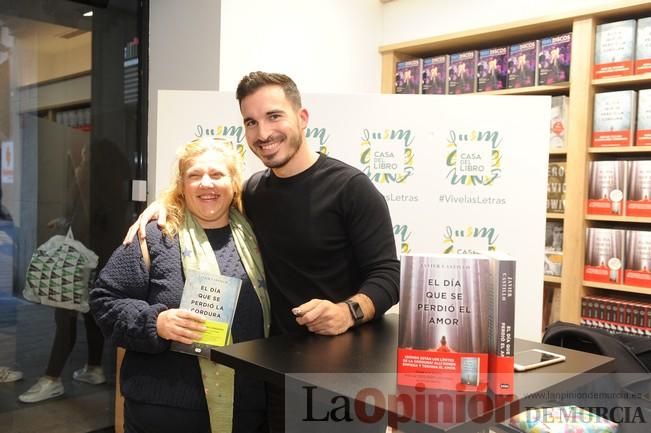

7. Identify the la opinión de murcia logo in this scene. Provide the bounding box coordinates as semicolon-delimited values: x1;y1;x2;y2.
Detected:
446;130;502;186
360;128;415;184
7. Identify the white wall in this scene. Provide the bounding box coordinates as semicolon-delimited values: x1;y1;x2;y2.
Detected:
381;0;620;45
148;0;221;196
218;0;383;93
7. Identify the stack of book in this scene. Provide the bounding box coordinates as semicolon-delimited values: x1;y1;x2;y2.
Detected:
581;294;651;336
594;17;651;78
397;253;516;395
585;228;651;288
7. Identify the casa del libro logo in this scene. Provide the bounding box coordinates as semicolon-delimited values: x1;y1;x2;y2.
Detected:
195;123;247;158
360;128;415;184
442;225;499;254
446;129;502;186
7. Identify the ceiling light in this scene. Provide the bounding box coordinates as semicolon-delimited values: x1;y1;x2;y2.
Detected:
83;11;93;17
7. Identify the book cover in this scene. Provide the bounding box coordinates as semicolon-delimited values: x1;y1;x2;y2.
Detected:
485;251;516;395
594;19;637;78
476;47;507;92
549;96;569;150
587;160;626;216
624;230;651;288
547;161;566;213
592;90;637;147
395;59;422;94
421;55;448;95
625;160;651;216
544;221;563;277
584;228;625;284
447;51;477;94
637;89;651;145
170;271;242;358
507;40;537;89
636;17;651;74
537;33;572;85
398;254;489;392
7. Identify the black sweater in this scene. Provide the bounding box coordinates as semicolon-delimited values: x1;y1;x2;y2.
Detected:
90;223;265;414
244;153;400;335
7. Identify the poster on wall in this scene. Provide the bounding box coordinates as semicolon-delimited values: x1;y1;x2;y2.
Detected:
156;90;549;341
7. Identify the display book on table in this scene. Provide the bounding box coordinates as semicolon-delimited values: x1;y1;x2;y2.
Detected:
397;252;515;395
170;270;242;358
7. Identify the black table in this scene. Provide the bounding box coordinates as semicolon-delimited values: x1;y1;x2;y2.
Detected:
212;315;615;433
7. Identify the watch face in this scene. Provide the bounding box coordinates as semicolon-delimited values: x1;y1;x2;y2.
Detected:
347;300;364;322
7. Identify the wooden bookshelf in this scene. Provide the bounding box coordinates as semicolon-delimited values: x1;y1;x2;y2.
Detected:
583;281;651;295
482;83;570;96
544;275;562;284
379;0;651;326
586;215;651;224
592;74;651;89
589;145;651;154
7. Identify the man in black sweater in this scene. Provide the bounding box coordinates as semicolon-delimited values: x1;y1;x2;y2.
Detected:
236;72;399;337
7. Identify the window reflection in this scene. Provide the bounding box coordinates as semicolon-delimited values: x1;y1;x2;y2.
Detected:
0;1;142;431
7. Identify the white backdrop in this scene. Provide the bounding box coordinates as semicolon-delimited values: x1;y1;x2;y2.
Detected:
157;90;550;341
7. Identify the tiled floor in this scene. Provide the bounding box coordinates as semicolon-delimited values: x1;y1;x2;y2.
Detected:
0;296;115;433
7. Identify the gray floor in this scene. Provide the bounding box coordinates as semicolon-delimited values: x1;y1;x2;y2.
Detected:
0;296;115;433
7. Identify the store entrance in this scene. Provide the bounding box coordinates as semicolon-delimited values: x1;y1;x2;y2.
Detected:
0;1;145;431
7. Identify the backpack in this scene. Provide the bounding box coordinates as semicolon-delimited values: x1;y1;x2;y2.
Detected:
543;321;650;373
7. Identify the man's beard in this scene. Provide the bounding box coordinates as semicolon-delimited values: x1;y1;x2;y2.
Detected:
256;132;302;169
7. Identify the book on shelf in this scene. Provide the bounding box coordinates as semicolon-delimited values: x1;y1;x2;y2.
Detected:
507;40;537;89
587;160;626;216
397;254;490;392
537;32;572;85
395;59;422;94
638;89;651;146
594;19;637;79
637;17;651;75
581;294;651;336
447;51;477;94
476;47;507;92
584;227;625;284
624;230;651;289
549;96;569;150
544;221;563;277
170;271;242;358
421;55;448;95
626;160;651;217
485;251;516;395
592;90;637;147
547;161;566;213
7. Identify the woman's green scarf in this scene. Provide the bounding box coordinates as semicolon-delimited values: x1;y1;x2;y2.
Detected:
178;207;270;433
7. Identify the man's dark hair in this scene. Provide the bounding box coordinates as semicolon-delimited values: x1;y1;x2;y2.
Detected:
236;71;302;109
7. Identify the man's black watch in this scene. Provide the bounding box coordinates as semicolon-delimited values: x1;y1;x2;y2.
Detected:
344;299;364;326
